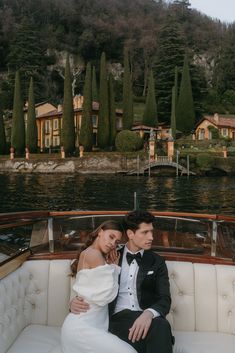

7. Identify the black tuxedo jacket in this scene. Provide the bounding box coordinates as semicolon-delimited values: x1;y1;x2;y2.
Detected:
109;247;171;318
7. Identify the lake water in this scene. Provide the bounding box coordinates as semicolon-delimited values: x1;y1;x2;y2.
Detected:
0;174;235;215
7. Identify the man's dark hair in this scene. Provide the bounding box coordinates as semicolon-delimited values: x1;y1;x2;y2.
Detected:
124;210;155;231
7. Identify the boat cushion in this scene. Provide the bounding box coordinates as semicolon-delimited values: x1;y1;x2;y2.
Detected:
1;259;235;353
173;330;235;353
6;325;62;353
6;325;235;353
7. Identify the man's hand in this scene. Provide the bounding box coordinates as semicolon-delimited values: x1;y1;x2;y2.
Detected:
70;296;90;314
128;310;153;343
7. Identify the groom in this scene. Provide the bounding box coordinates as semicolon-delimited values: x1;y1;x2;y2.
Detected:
71;210;173;353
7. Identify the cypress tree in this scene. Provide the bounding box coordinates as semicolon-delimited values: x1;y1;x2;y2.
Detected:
61;55;75;154
11;71;25;155
174;66;178;107
0;109;6;155
97;52;109;148
92;66;98;102
153;19;185;122
26;77;38;152
122;48;133;130
80;62;93;151
176;54;195;134
143;70;158;127
171;86;176;139
109;74;117;148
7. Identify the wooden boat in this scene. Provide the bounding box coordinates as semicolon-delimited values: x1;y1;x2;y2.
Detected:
0;210;235;353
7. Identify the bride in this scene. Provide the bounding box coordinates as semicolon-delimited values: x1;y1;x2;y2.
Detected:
61;220;137;353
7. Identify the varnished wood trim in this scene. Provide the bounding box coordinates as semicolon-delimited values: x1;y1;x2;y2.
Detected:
0;250;31;279
0;220;41;230
28;251;77;260
0;211;49;222
49;211;128;217
1;210;235;223
27;251;235;266
162;252;235;265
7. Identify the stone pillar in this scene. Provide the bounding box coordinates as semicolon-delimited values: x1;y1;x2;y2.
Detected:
223;146;227;158
167;139;174;162
149;129;155;162
10;147;14;160
61;146;65;159
79;145;84;158
25;147;30;160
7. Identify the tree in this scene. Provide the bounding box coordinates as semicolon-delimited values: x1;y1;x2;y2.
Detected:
143;70;158;127
7;17;47;101
109;74;117;147
170;86;176;139
61;55;75;154
11;71;25;155
176;54;195;134
115;130;143;152
26;77;38;153
213;24;235;95
122;47;133;130
0;109;6;154
79;62;93;151
174;66;179;107
153;19;185;122
92;66;98;102
97;52;109;148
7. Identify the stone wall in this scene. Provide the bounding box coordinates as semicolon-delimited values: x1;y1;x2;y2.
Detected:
0;155;145;174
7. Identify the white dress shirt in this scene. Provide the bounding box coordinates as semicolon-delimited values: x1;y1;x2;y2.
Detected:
114;246;160;318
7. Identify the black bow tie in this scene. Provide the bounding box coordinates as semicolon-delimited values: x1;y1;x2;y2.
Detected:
126;252;142;265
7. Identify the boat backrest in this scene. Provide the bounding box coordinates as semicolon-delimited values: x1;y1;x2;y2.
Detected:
0;259;235;353
166;261;235;334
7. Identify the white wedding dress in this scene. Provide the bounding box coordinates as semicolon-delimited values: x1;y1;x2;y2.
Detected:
61;264;136;353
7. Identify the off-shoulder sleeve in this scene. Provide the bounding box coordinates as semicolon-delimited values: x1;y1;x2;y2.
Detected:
73;264;120;306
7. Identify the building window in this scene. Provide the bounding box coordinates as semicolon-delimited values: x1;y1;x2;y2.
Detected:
45;137;50;147
93;132;97;146
92;115;98;127
199;128;205;140
116;117;123;129
53;136;60;146
222;128;228;136
53;119;58;130
45;120;50;133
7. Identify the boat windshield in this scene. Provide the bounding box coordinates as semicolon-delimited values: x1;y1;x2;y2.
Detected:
0;211;235;266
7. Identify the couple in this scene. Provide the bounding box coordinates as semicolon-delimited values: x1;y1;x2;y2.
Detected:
61;210;173;353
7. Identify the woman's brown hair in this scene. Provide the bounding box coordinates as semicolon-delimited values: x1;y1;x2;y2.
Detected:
70;220;124;276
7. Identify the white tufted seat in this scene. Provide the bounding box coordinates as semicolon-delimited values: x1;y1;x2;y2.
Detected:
0;259;235;353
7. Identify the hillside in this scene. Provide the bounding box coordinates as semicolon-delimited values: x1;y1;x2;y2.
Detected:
0;0;235;121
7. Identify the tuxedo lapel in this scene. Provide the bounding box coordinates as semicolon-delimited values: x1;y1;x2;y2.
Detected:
136;251;154;305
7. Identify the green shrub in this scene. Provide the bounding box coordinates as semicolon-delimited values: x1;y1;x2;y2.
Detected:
208;126;219;139
115;130;143;152
196;153;215;170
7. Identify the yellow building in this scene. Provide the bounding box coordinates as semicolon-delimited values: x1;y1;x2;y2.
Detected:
35;95;123;151
195;113;235;140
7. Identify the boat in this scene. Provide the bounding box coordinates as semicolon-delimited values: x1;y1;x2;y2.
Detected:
0;210;235;353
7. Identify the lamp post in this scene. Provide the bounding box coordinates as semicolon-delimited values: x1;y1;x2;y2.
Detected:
176;149;180;177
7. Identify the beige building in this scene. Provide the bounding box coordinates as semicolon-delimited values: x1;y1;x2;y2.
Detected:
195;113;235;140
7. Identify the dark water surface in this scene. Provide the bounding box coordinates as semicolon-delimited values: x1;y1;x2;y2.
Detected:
0;174;235;215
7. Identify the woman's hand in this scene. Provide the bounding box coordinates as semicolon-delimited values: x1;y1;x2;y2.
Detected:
70;296;90;314
106;248;120;265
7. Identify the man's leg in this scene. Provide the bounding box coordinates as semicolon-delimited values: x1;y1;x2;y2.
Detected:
145;317;173;353
109;310;173;353
109;310;145;353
